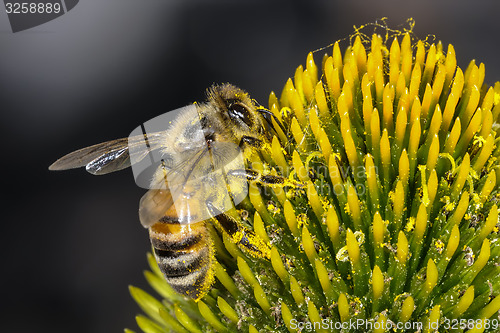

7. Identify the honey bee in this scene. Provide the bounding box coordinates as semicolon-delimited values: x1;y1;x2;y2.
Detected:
50;84;297;300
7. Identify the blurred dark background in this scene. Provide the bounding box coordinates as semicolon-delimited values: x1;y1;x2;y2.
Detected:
1;1;499;332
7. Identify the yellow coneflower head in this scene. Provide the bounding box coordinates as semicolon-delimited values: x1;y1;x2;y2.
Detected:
129;22;500;333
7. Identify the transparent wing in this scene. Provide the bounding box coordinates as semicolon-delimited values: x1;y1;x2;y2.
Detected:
154;140;241;188
137;147;207;227
48;132;166;175
137;140;248;226
138;177;174;228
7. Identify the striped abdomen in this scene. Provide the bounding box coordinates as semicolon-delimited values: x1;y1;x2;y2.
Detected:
149;221;214;300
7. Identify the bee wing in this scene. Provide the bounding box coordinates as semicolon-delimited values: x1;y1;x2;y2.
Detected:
49;132;166;175
138;183;175;228
136;148;204;227
144;141;247;226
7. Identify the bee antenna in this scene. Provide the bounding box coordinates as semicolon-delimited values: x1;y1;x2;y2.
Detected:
256;107;289;140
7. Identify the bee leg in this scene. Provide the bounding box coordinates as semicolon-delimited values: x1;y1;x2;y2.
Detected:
239;136;264;149
227;169;305;188
206;201;271;259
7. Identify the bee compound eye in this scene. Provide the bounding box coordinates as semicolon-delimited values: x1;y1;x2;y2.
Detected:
228;103;253;128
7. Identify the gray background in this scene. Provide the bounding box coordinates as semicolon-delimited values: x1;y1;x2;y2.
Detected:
1;1;499;332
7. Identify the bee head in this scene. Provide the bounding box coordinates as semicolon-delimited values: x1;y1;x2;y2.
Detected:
207;84;264;137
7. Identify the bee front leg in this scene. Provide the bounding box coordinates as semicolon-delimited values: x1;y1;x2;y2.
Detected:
227;169;305;188
206;201;271;259
239;136;265;149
